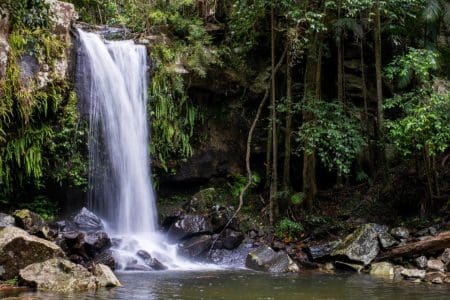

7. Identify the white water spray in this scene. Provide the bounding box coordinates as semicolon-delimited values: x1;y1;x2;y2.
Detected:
77;29;216;270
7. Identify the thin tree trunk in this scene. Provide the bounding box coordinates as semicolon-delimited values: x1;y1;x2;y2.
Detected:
360;31;373;174
374;0;385;166
269;6;278;225
337;1;343;103
210;48;288;251
303;35;320;210
283;44;293;190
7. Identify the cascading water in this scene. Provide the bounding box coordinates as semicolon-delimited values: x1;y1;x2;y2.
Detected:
76;29;215;270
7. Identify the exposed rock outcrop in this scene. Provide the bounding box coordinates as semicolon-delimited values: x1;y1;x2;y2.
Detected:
331;223;381;266
0;226;64;280
19;258;120;292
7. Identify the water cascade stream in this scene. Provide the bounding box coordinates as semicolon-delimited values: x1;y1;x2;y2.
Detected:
76;29;212;270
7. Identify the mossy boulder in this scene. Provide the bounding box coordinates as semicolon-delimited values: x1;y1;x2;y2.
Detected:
19;258;96;292
19;258;120;292
331;223;381;266
0;226;64;280
13;209;50;239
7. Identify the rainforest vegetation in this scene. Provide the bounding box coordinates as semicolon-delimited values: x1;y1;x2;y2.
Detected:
0;0;449;237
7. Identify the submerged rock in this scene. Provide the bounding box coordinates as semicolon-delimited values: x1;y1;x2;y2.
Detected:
400;268;426;279
0;226;64;280
13;209;49;239
245;245;299;273
19;258;97;292
370;262;394;278
334;261;364;272
425;272;445;284
331;223;380;266
147;258;168;270
73;207;104;231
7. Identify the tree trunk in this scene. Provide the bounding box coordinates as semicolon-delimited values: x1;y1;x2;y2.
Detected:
283;44;293;190
337;1;343;103
302;35;320;210
360;29;374;174
377;231;450;260
269;6;278;225
374;0;385;166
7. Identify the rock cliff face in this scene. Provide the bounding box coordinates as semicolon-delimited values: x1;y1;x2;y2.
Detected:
0;7;9;77
0;0;77;86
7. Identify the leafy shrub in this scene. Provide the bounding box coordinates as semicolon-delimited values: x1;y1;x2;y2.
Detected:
275;218;303;241
296;100;365;175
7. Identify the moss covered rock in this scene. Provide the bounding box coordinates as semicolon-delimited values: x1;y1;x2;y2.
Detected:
0;226;64;280
331;223;381;266
19;258;97;292
13;209;49;238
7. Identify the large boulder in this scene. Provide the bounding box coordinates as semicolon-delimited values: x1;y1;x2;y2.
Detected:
73;207;104;231
245;245;299;273
92;263;121;287
19;258;97;292
331;223;380;266
0;226;64;279
13;209;49;238
58;230;112;265
305;240;341;261
179;234;212;258
167;214;214;240
222;228;244;250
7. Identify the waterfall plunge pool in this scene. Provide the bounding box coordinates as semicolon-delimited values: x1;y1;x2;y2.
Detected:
3;270;450;299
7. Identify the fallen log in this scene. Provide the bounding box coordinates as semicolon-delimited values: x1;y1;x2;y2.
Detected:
377;231;450;260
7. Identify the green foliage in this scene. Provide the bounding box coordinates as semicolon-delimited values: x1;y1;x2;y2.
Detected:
149;44;199;169
385;48;438;88
19;195;58;220
0;25;87;208
275;218;303;240
385;49;450;158
228;172;261;198
385;87;450;157
3;0;51;29
296;100;365;175
290;192;305;205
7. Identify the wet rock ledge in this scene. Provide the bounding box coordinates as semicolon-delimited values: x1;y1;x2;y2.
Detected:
0;209;120;293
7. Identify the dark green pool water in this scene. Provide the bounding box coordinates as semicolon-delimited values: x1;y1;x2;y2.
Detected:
3;270;450;299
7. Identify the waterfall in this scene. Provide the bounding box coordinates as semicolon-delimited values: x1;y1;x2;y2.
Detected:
77;29;156;234
76;29;216;270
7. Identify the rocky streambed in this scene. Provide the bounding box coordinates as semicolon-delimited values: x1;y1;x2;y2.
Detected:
2;188;450;296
